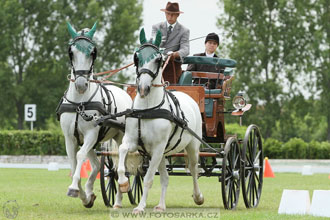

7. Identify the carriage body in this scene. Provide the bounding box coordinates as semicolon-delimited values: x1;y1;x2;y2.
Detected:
127;56;236;142
99;56;264;210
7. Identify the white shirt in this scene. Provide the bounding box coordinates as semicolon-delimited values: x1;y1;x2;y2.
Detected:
167;21;177;30
206;52;215;57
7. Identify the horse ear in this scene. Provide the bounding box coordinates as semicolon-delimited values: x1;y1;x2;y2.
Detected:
140;28;147;45
153;30;162;47
86;21;97;39
67;22;78;39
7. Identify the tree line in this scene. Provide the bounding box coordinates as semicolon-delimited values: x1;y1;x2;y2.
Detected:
0;0;329;143
0;0;142;129
219;0;329;142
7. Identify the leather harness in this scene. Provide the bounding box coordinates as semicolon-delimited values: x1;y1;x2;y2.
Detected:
56;84;115;147
124;89;187;158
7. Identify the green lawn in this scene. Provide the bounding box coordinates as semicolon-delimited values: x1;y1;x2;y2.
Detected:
0;168;329;219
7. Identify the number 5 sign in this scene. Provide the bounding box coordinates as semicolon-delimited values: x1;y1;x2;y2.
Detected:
25;104;36;122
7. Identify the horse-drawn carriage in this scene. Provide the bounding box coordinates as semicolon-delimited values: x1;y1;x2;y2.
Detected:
97;48;264;211
58;23;263;212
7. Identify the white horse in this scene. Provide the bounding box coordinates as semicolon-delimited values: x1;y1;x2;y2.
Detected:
116;29;204;213
58;22;132;208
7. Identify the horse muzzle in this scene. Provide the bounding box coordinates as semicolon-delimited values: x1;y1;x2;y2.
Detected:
138;84;150;98
75;76;89;94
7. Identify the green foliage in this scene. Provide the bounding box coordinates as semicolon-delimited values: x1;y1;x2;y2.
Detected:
263;138;284;159
0;130;65;155
282;138;308;159
225;123;247;139
263;137;330;159
0;0;143;130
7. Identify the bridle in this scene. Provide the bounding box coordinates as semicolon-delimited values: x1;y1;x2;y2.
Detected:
134;43;163;81
68;34;97;82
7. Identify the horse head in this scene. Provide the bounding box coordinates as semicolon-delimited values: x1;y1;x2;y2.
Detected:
67;22;98;94
134;28;162;98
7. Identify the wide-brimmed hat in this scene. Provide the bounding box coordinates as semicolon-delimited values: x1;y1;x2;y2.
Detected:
160;2;183;14
205;32;219;45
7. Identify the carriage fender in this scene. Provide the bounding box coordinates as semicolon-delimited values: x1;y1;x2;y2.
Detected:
231;104;252;116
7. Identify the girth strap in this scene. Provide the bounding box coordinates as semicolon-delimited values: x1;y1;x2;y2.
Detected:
56;102;108;120
126;90;187;157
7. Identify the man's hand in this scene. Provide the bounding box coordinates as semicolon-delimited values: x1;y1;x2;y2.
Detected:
169;51;180;61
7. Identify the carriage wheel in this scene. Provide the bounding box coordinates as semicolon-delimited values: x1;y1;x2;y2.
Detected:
100;155;117;207
241;124;263;208
221;137;241;210
129;172;143;205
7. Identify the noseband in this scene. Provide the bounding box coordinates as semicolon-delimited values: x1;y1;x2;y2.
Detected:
68;35;97;81
134;43;162;80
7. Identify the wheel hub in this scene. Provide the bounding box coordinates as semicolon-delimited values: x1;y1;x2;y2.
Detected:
233;169;240;180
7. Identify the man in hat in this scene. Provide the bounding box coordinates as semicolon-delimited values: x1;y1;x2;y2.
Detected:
152;1;190;84
187;32;222;73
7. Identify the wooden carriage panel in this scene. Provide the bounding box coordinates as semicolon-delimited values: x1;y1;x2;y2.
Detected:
126;85;205;113
191;71;225;79
167;86;205;113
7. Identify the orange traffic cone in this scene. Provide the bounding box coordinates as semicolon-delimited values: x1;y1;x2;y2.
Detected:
80;163;89;178
264;157;275;178
96;171;100;179
85;160;92;171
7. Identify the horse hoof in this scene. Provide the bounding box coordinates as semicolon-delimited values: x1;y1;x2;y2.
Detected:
193;193;204;205
83;194;96;208
153;206;165;212
133;207;144;214
67;189;79;198
113;204;122;209
119;181;130;193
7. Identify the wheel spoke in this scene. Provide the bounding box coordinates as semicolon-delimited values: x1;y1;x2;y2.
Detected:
234;154;240;168
226;166;233;176
228;180;232;205
254;172;260;185
253;150;261;164
232;181;236;206
253;176;259;206
108;182;112;204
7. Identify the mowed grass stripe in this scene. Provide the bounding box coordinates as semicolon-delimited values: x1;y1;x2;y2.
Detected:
0;169;329;219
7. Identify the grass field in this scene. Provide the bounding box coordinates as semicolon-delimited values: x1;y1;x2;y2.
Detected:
0;168;329;219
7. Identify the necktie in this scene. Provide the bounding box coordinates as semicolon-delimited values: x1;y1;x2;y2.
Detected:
167;25;173;36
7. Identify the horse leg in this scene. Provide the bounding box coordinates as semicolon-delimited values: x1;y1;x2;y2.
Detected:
64;137;81;198
186;141;204;205
117;142;130;193
112;133;124;209
133;148;164;213
153;156;168;212
68;133;97;203
82;149;100;208
117;134;138;193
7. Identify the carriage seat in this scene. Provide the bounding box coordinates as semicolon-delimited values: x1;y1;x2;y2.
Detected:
178;71;192;85
180;57;236;118
178;71;222;118
204;89;221;118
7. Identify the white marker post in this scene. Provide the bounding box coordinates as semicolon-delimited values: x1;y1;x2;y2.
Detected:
24;104;36;131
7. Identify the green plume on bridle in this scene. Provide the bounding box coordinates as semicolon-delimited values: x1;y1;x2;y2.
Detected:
67;22;97;57
136;28;162;66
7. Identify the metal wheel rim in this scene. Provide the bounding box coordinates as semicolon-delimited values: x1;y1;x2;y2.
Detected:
241;124;263;208
100;155;117;207
221;137;241;210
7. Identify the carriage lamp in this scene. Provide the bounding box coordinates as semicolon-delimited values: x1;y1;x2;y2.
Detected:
233;92;247;110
